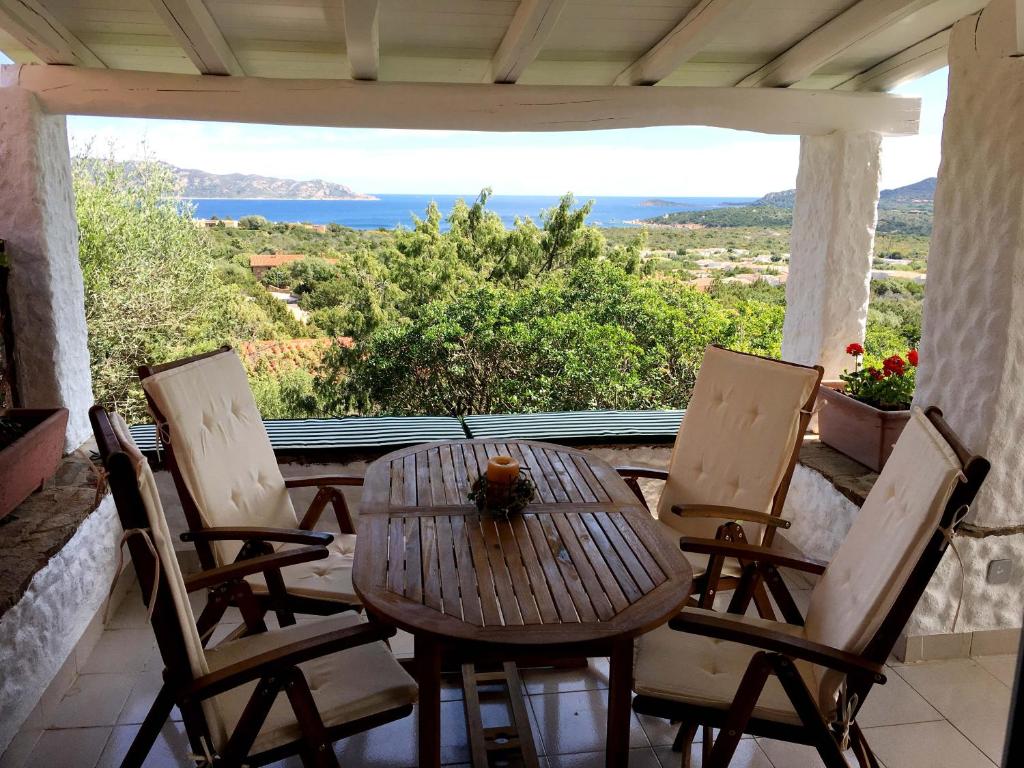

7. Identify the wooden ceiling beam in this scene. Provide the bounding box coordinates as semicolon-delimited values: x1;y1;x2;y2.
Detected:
737;0;935;88
149;0;242;76
833;29;950;91
489;0;568;84
343;0;379;81
0;0;104;67
615;0;747;86
2;63;922;137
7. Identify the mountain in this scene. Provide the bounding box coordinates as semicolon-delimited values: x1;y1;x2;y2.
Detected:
143;162;375;200
642;177;937;235
751;177;936;210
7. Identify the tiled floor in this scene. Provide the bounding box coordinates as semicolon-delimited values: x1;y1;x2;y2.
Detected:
1;584;1016;768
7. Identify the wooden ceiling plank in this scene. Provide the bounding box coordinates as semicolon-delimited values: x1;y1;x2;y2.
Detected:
489;0;568;84
3;62;921;137
0;0;105;67
343;0;379;81
737;0;936;89
614;0;748;86
149;0;242;75
833;27;950;91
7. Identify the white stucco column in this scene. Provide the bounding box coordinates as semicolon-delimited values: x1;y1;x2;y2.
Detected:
908;0;1024;644
781;131;882;379
0;86;92;450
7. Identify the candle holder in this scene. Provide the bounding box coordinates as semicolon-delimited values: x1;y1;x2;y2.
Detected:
468;472;536;518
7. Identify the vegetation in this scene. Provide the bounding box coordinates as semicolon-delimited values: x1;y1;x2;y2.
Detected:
77;160;925;422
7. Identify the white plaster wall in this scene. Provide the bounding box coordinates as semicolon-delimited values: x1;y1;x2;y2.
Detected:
0;87;93;450
779;464;862;561
781;131;882;379
0;497;121;750
910;0;1024;637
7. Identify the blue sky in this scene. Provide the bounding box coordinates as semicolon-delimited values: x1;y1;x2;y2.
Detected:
61;68;948;198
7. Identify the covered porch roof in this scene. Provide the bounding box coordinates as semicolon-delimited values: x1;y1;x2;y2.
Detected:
0;0;988;135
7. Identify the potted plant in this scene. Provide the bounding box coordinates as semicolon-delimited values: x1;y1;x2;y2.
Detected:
817;343;917;471
0;407;68;519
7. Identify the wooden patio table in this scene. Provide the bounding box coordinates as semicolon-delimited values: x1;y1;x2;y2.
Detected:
353;439;693;768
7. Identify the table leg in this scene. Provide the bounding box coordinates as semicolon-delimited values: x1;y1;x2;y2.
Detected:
606;638;634;768
416;634;443;768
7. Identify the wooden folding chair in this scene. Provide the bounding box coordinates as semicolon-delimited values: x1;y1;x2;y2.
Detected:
631;406;989;768
91;406;417;768
138;346;363;627
617;344;823;617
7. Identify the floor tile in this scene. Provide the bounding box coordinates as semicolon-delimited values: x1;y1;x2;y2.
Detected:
974;654;1018;687
756;738;861;768
522;658;610;695
117;670;183;725
107;589;150;630
863;720;996;768
895;659;1011;762
547;747;660;767
95;722;194;768
528;689;649;756
335;703;465;767
51;674;135;728
855;666;942;728
0;729;42;768
653;740;773;767
79;629;160;674
23;727;112;768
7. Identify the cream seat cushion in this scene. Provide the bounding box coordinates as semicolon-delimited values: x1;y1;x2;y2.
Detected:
142;350;360;603
246;535;359;603
206;613;417;755
634;608;816;725
657;347;820;551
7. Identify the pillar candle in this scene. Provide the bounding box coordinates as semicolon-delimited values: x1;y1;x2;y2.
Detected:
486;455;519;507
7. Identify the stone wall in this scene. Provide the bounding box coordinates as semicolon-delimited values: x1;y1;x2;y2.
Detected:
0;87;93;450
911;0;1024;639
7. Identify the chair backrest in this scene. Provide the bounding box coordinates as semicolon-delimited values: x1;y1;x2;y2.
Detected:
90;406;227;748
139;347;298;567
803;406;989;712
657;345;822;544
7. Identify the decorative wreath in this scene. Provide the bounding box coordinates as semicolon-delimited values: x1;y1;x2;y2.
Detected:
468;473;537;518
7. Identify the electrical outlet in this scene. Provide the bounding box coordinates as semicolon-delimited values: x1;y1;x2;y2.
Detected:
987;559;1012;585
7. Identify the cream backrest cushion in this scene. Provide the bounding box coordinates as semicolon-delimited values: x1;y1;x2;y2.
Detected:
109;413;229;746
142;351;298;565
803;408;962;710
657;346;820;543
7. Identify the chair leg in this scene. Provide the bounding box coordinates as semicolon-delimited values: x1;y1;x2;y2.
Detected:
219;676;283;767
285;670;339;768
119;682;176;768
771;656;850;768
671;721;696;753
750;581;777;621
701;725;713;765
706;652;774;768
849;722;881;768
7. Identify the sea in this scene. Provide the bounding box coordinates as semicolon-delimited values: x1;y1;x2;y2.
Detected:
186;194;756;230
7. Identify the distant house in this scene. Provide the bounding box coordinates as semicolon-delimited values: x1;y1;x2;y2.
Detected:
248;253;337;279
195;218;239;228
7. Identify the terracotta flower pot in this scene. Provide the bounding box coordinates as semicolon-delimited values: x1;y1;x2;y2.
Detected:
816;384;910;472
0;407;68;519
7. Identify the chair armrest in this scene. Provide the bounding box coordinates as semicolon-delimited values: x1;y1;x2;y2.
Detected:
679;538;827;574
187;621;396;699
615;466;669;481
181;527;334;547
669;609;885;681
670;504;791;530
284;474;364;489
183;545;329;592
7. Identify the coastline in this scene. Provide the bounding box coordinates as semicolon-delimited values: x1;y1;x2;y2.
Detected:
177;195;379;201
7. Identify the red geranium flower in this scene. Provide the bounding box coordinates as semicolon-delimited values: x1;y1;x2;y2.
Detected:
907;349;919;366
883;355;907;377
846;342;865;356
868;367;883;381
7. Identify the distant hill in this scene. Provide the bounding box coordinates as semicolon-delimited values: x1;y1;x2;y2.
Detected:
750;177;936;210
124;161;375;200
644;177;936;235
